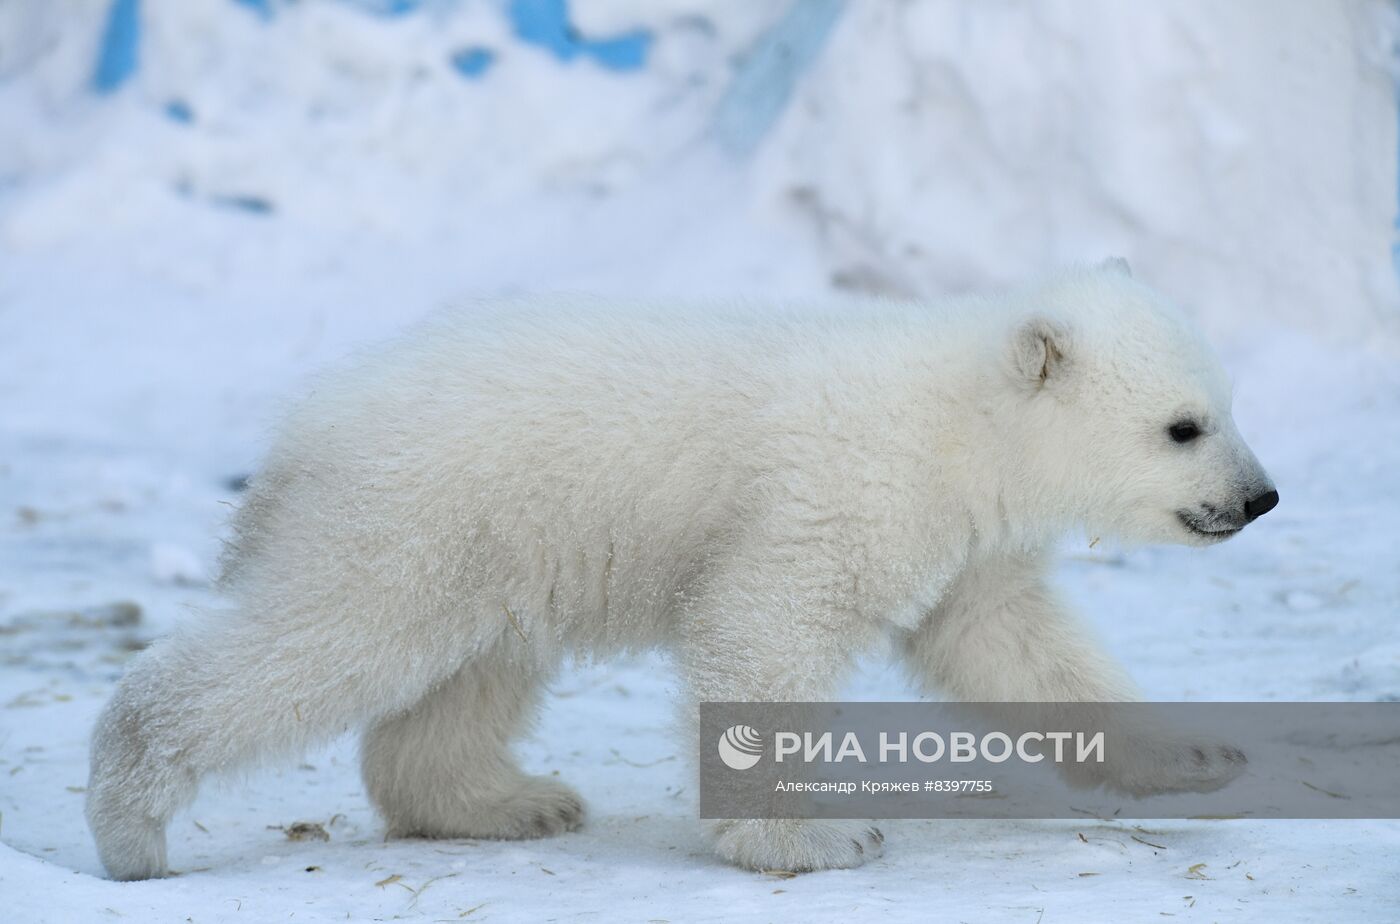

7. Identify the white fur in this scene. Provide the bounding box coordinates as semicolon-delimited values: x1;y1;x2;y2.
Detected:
87;264;1273;879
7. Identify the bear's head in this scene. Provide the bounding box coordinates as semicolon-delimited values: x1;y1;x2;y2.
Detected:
1000;260;1277;547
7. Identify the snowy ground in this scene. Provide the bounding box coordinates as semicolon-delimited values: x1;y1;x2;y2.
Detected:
3;1;1400;921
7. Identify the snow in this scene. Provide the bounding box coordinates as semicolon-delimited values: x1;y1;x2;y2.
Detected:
2;1;1399;921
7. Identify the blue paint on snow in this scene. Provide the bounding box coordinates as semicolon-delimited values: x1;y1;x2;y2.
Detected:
450;47;497;80
224;0;650;74
234;0;433;21
712;0;845;156
508;0;652;72
578;30;651;71
232;0;273;21
342;0;427;16
93;0;141;93
509;0;578;60
164;99;195;123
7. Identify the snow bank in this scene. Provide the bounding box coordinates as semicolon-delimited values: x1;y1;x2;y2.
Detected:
1;1;1394;343
755;0;1400;341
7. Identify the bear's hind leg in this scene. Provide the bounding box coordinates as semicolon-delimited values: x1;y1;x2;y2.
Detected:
361;648;583;840
87;608;474;880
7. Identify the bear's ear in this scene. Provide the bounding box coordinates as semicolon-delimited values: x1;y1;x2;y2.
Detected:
1098;256;1131;276
1009;316;1072;389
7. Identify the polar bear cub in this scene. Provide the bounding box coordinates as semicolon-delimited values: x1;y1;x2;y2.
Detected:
87;262;1276;879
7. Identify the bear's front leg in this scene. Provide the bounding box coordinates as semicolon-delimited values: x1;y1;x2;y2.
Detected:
903;550;1246;797
679;559;886;872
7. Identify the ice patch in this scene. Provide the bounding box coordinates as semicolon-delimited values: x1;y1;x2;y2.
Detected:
712;0;844;155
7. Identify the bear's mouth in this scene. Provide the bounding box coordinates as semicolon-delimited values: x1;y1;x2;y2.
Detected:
1176;511;1244;542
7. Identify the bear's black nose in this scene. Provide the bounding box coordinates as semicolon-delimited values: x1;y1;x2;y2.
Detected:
1244;489;1279;521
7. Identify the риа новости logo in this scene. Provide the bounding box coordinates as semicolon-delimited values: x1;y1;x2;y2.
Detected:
717;724;763;770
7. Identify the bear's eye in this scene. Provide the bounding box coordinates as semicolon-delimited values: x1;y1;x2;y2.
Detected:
1169;421;1202;444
